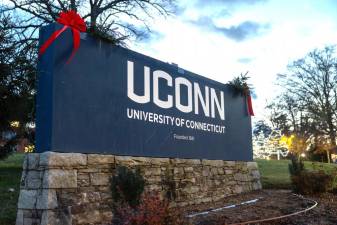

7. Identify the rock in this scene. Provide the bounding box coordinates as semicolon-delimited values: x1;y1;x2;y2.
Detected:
235;161;245;168
184;167;194;173
115;155;151;166
22;155;28;171
174;167;184;175
73;210;101;224
200;197;212;203
224;161;236;167
87;192;101;202
210;168;218;175
212;195;224;202
225;169;233;175
214;180;221;186
43;169;77;188
26;179;42;189
41;209;72;225
25;171;42;189
185;159;202;165
234;173;249;182
252;181;262;190
16;152;262;225
88;154;114;164
77;173;90;187
101;210;113;222
145;184;162;191
184;186;199;194
251;170;261;180
114;155;133;164
146;176;162;183
193;198;205;205
217;168;225;175
144;167;161;176
23;218;34;225
78;167;100;173
150;157;170;165
40;152;87;167
247;161;258;170
75;191;101;204
16;209;24;225
225;180;237;186
132;156;153;165
36;189;58;209
233;185;243;194
17;190;38;209
27;153;40;170
202;167;210;176
202;159;224;167
182;177;196;183
170;158;188;164
90;173;110;186
176;202;189;207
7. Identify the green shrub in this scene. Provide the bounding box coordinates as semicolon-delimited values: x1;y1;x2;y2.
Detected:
0;138;16;160
111;166;145;208
111;168;187;225
289;157;335;195
291;170;334;195
163;167;176;201
288;157;304;176
114;191;188;225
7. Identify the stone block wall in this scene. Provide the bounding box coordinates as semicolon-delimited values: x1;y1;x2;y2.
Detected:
16;152;261;225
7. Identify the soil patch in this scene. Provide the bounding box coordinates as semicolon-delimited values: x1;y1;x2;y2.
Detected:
184;190;337;225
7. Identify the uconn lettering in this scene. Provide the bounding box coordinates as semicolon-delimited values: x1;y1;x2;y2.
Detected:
127;60;225;120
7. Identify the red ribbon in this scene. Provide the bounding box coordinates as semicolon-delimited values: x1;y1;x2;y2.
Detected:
39;10;86;63
246;94;254;116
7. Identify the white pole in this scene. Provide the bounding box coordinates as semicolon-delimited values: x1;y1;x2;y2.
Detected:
277;150;280;160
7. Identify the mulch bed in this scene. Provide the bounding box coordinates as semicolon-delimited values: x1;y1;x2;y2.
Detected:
184;190;337;225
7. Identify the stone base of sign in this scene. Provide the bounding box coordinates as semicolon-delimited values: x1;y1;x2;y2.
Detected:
16;152;261;225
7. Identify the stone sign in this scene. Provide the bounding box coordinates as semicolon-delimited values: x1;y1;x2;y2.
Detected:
36;23;253;160
16;23;261;225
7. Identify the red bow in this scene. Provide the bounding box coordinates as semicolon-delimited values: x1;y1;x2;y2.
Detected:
39;10;86;63
246;93;254;116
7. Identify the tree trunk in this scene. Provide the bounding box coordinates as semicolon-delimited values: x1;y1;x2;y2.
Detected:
327;122;336;164
70;0;76;11
90;5;98;31
326;150;331;163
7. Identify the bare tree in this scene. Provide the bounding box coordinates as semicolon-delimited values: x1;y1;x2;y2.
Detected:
269;46;337;162
267;93;314;159
0;15;36;159
0;0;174;158
2;0;175;47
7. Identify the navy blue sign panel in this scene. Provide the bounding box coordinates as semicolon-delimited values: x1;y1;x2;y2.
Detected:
36;23;253;161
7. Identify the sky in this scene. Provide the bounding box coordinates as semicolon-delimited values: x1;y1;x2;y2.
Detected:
3;0;337;123
130;0;337;123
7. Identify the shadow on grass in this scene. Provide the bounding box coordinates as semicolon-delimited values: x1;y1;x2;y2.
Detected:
0;154;24;225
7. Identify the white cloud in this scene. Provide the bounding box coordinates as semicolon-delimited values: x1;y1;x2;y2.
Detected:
131;0;337;121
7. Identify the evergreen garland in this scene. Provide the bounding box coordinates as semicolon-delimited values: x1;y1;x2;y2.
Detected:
228;71;253;96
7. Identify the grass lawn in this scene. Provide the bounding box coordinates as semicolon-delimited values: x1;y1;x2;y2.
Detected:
0;153;25;225
0;154;336;224
256;159;337;189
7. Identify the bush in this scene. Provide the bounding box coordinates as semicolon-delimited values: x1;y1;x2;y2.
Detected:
111;167;187;225
289;156;335;195
288;157;304;176
162;167;176;201
291;170;334;195
0;137;16;160
111;166;145;208
114;191;187;225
